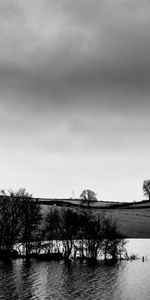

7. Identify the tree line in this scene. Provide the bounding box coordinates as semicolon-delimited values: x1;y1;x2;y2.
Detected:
0;188;126;261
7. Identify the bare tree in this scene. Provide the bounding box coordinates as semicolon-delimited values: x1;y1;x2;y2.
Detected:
143;180;150;201
19;188;41;259
45;207;80;259
44;207;62;254
82;212;104;260
80;189;97;207
60;208;79;259
102;216;125;261
0;189;23;257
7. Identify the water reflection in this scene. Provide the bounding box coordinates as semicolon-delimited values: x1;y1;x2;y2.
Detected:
0;240;150;300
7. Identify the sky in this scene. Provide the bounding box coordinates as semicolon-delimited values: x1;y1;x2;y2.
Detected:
0;0;150;201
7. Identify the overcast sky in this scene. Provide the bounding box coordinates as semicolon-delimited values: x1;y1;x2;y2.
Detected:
0;0;150;201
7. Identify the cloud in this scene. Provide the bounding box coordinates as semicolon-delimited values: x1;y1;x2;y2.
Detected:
0;0;150;200
0;0;150;101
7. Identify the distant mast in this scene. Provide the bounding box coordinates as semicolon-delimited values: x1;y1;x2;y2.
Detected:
72;190;75;199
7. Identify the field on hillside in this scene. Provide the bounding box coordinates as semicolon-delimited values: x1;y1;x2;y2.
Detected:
40;203;150;238
104;208;150;238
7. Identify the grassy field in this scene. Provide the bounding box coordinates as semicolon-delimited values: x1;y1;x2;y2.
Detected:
104;208;150;238
40;200;150;238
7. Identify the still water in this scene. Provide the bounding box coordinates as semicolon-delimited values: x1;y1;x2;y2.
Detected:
0;239;150;300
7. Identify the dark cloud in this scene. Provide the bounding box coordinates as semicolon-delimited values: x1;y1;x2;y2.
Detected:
0;0;150;109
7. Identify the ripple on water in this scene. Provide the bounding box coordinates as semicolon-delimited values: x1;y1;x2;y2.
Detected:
0;240;150;299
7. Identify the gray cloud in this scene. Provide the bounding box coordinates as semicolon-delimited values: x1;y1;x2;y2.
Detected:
0;0;150;102
0;0;150;200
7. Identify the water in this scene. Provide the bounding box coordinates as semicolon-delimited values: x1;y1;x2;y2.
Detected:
0;239;150;300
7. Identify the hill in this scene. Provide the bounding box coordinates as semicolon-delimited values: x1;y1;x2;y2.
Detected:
37;198;150;238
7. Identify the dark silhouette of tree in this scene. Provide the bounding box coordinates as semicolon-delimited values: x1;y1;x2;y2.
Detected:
60;208;79;259
82;212;104;260
102;217;125;261
19;188;41;259
0;189;23;257
143;180;150;201
44;207;62;254
45;208;80;259
80;189;97;207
